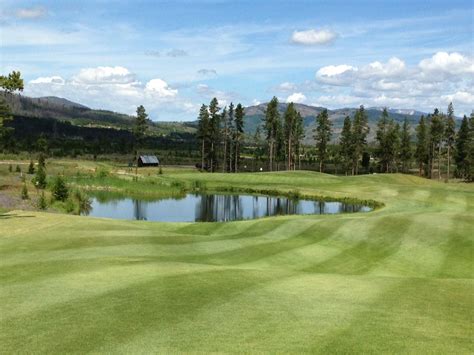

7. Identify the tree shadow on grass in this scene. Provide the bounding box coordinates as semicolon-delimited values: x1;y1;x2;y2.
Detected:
0;212;36;220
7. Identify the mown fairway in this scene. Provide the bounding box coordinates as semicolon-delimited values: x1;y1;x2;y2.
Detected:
1;171;473;353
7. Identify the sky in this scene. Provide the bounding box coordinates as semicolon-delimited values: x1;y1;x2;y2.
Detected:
1;0;473;120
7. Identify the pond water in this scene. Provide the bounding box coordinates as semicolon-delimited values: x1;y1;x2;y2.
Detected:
82;193;372;222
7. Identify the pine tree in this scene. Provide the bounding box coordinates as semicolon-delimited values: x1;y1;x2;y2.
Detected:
352;105;369;175
429;109;444;180
38;191;47;210
445;102;456;181
468;114;474;181
340;116;353;175
294;112;305;170
27;160;35;174
134;105;148;176
227;103;235;172
415;115;429;177
455;115;470;180
52;175;69;202
21;183;29;200
221;106;228;173
197;104;210;171
284;103;297;170
388;122;401;172
375;108;391;173
208;98;221;172
263;97;280;171
33;162;47;189
314;109;332;173
234;103;245;172
400;118;412;173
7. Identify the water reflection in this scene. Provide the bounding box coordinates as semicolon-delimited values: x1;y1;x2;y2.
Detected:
83;193;372;222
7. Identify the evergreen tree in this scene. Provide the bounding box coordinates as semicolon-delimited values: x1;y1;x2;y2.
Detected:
27;160;35;174
375;108;392;173
234;103;245;172
197;104;210;171
208;98;221;172
0;97;13;151
221;106;228;173
33;161;47;189
284;103;297;170
52;175;69;202
134;105;148;175
294;112;305;170
388;122;401;172
352;105;369;174
400;118;412;173
340;116;353;175
314;109;332;173
38;191;47;210
227;103;235;172
415;115;429;176
21;183;29;200
455;115;470;180
445;102;456;181
429;109;444;179
263;97;280;171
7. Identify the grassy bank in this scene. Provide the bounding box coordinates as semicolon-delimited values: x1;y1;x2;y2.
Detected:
0;163;473;353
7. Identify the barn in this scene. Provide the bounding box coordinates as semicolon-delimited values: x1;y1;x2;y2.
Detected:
138;155;160;167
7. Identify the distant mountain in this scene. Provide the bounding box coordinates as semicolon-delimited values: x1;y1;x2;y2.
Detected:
243;102;430;143
3;93;197;136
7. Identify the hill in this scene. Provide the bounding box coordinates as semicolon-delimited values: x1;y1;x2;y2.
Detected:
3;93;197;136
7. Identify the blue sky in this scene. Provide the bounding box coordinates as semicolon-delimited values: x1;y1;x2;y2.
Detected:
1;0;473;120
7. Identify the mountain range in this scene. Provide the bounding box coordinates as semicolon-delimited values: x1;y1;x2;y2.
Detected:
4;93;434;143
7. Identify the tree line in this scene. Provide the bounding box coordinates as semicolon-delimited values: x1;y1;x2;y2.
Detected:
196;98;245;172
196;96;473;182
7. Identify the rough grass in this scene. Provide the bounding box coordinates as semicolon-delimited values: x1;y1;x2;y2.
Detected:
1;168;473;353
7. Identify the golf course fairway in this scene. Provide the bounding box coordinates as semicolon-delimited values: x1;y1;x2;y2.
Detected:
1;171;473;353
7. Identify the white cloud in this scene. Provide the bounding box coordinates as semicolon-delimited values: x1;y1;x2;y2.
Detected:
359;57;406;79
72;66;136;85
287;92;307;103
442;91;474;105
316;65;356;85
29;76;65;85
291;29;338;45
419;52;474;77
145;79;178;97
16;7;47;19
277;82;297;92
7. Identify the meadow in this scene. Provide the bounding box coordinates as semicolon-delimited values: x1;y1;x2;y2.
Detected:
1;161;473;353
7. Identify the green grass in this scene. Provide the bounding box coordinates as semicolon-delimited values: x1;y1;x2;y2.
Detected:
1;168;473;353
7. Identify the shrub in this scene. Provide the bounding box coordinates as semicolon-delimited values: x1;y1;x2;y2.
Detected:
27;160;35;174
65;198;75;213
38;192;47;210
52;175;69;202
73;189;92;214
158;167;163;175
21;183;29;200
38;154;46;168
96;167;109;178
33;164;47;189
15;165;21;173
8;164;12;173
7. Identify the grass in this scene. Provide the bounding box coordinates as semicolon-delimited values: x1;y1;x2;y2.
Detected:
0;163;473;353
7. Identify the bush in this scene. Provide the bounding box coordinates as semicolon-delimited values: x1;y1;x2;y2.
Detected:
96;167;110;178
8;164;12;173
33;164;47;189
158;167;163;175
52;175;69;202
21;183;29;200
38;154;46;168
73;189;92;214
38;192;47;210
27;160;35;174
15;165;21;173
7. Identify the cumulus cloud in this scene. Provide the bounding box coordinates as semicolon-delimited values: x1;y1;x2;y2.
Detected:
316;65;356;85
419;52;474;76
72;66;136;85
291;29;338;45
26;66;184;119
145;78;178;97
287;92;307;103
15;7;47;19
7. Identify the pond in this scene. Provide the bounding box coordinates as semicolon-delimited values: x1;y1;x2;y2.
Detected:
82;193;372;222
